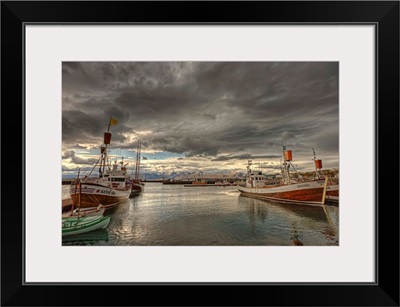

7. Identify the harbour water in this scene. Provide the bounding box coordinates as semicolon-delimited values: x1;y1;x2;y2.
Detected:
62;183;339;246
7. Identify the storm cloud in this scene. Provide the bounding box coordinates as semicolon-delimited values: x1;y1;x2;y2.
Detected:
62;62;338;174
61;149;99;165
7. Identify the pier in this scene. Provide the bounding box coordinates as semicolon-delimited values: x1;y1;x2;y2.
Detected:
183;184;238;187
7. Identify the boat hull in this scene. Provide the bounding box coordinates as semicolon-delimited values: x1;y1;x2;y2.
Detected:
238;180;327;206
130;182;144;197
326;184;339;197
62;215;110;236
70;183;131;208
131;182;144;191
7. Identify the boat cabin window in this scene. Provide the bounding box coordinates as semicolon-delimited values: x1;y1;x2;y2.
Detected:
111;177;125;182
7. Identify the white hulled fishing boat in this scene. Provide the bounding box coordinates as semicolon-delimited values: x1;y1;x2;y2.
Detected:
238;147;328;206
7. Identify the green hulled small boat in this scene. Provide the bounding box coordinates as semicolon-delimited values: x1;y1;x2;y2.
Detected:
62;208;110;236
62;205;111;237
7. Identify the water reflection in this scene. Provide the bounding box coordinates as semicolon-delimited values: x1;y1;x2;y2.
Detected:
290;222;303;246
238;196;338;245
239;196;327;222
62;228;109;245
242;197;269;222
62;183;339;246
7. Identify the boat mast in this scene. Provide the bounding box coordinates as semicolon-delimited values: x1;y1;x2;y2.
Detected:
137;140;141;180
282;143;289;184
134;140;141;180
104;119;110;176
246;159;252;175
101;116;114;177
312;148;318;179
78;179;81;217
101;145;106;178
71;168;80;212
312;148;324;180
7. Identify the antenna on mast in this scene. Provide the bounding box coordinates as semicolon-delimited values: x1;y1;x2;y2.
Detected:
312;148;317;179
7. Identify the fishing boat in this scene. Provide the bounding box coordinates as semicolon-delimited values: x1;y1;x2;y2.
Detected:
312;148;339;204
130;140;144;196
192;179;207;185
69;117;131;209
238;147;328;206
183;178;209;187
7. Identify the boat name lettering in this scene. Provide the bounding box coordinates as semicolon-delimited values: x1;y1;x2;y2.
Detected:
97;189;111;194
297;184;311;188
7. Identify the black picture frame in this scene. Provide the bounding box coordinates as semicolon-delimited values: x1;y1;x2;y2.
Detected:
1;1;399;306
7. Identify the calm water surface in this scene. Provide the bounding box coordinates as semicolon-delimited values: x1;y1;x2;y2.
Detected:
62;182;339;246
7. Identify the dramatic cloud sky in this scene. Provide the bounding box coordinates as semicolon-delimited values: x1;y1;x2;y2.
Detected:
62;62;338;178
